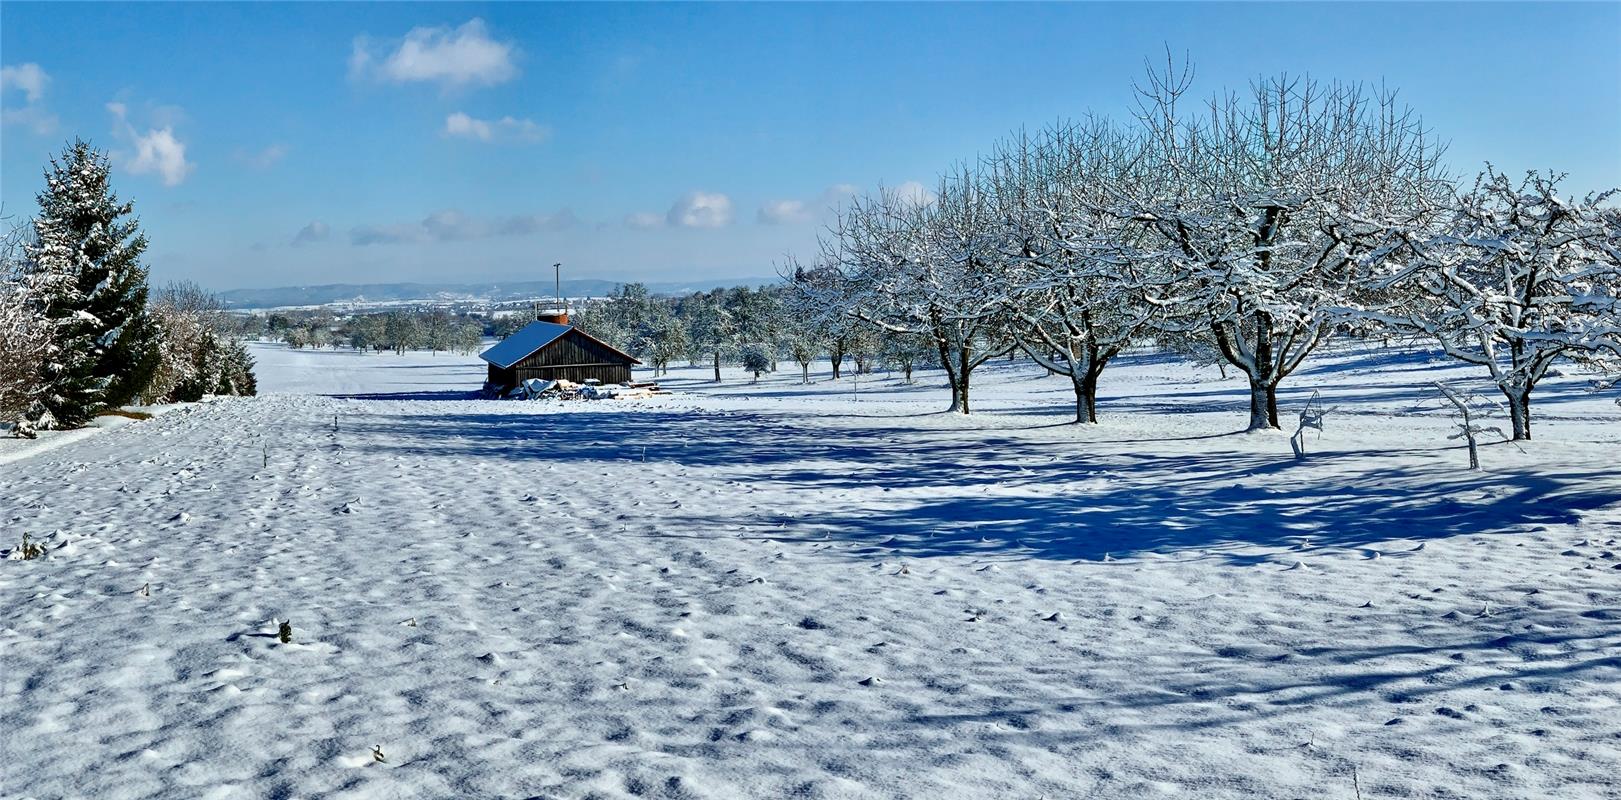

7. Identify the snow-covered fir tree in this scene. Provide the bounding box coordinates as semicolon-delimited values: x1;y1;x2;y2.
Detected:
23;140;159;428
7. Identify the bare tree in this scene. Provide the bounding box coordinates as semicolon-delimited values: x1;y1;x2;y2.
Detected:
1360;169;1621;439
989;119;1159;423
1131;61;1450;430
0;217;52;434
814;176;1014;413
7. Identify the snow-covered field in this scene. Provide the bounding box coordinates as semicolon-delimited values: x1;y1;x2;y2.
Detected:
3;342;1619;799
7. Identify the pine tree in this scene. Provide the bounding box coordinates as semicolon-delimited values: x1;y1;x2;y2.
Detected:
23;140;159;427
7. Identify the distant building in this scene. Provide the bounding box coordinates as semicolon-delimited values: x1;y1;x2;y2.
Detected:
479;310;640;389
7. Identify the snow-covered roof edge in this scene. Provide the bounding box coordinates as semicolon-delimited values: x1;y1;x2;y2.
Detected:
478;320;643;368
479;321;570;368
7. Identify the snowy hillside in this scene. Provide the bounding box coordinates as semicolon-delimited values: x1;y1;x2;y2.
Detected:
2;344;1618;799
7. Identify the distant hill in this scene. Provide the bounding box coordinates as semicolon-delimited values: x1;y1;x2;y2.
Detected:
216;277;779;309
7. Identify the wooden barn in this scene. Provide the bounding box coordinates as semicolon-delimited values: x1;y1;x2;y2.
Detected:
480;311;640;390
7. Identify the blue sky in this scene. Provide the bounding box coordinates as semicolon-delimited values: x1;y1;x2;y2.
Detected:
3;2;1618;291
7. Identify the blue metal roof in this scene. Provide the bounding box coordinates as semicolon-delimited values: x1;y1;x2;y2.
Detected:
479;320;572;368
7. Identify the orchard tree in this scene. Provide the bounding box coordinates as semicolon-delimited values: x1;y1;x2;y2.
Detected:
22;139;160;428
990;119;1160;423
383;311;421;354
816;175;1014;413
725;286;784;373
879;331;932;383
684;289;736;382
780;304;827;384
641;302;689;376
1362;169;1621;439
421;309;455;353
741;344;772;382
784;262;856;379
1132;66;1449;430
346;314;385;352
848;324;880;375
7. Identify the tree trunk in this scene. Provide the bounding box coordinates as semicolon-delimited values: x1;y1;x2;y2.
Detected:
801;363;810;384
1078;370;1099;424
955;348;972;415
713;352;721;383
1503;386;1532;440
1246;378;1279;432
830;355;842;380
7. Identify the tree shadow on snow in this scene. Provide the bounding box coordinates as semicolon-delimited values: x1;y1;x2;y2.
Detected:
329;390;483;401
340;404;1621;564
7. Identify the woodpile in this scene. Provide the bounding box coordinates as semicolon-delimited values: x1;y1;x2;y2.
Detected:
504;378;670;401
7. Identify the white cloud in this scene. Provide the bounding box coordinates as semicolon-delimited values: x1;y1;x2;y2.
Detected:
891;180;935;207
108;102;194;187
667;191;733;228
443;111;549;143
350;222;421;246
496;210;579;235
292;221;330;246
825;183;860;199
1;63;49;103
757;184;861;225
624;211;664;230
1;63;57;134
350;18;518;89
350;208;576;246
757;199;812;225
131;129;194;187
2;105;58;135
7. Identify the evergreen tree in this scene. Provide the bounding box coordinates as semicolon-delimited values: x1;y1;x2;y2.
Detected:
24;140;159;427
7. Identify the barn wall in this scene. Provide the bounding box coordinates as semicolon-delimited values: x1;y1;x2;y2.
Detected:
512;364;632;384
495;329;635;386
513;330;627;369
